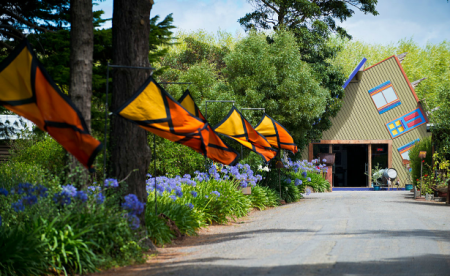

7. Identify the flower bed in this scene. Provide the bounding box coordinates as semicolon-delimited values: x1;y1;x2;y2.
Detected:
0;160;330;274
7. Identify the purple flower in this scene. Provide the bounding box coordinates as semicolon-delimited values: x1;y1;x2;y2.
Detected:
95;192;105;204
307;177;311;182
175;186;183;197
295;179;302;186
322;159;327;163
205;195;209;199
53;192;71;206
301;171;307;178
35;185;48;198
122;194;145;215
126;214;140;230
211;191;220;197
286;178;292;184
0;188;8;197
75;191;88;203
183;174;191;179
22;195;38;206
62;185;77;197
88;186;100;194
169;195;177;201
190;191;198;198
13;183;35;196
12;199;25;212
104;178;119;188
306;188;312;195
186;203;194;209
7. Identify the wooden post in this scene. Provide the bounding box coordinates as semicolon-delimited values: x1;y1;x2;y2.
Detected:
387;142;392;168
308;143;313;162
368;144;372;187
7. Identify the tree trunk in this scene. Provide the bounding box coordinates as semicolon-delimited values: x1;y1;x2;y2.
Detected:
69;0;93;185
111;0;153;225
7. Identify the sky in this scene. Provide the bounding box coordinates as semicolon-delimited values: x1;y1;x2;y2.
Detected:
96;0;450;46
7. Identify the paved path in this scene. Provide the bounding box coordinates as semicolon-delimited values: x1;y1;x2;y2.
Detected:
106;191;450;276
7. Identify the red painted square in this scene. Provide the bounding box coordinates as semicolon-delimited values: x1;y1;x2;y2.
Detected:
404;111;419;122
407;118;423;128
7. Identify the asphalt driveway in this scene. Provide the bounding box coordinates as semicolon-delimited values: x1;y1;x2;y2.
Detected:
103;191;450;276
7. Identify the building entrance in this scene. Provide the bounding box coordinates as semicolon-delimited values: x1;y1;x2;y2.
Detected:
311;141;392;188
332;144;368;187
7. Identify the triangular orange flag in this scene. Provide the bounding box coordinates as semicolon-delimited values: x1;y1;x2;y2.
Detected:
255;113;298;155
0;40;102;171
214;106;277;162
114;77;238;165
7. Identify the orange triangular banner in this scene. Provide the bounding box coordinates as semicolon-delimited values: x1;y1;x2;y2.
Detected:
178;90;205;121
214;106;277;162
0;40;102;171
114;77;238;165
255;113;298;155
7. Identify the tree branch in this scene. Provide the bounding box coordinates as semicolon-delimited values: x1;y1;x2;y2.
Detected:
260;0;279;14
0;40;14;51
3;10;55;33
0;29;24;41
0;24;26;38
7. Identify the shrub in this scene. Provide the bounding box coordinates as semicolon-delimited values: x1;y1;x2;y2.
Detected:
0;223;50;276
9;135;66;180
409;137;433;186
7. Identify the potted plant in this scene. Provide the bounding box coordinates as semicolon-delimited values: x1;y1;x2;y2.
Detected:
403;162;413;191
366;163;383;191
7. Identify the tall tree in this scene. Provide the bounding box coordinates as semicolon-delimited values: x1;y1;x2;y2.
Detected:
0;0;70;52
68;0;94;179
239;0;378;147
110;0;153;224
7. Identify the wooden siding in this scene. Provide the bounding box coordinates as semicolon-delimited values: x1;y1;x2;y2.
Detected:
0;143;11;162
303;56;430;186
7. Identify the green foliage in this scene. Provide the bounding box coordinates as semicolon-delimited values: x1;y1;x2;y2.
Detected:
36;215;99;275
9;135;66;179
148;136;205;177
305;172;330;193
264;169;301;203
224;30;329;143
238;0;378;39
145;213;174;246
0;162;60;194
249;185;280;210
409;137;433;186
0;223;49;276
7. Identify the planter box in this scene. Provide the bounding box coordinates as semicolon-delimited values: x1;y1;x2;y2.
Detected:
318;153;335;165
241;187;251;195
425;194;434;201
405;184;413;191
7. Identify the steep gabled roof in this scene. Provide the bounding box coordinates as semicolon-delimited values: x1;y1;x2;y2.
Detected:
342;58;367;89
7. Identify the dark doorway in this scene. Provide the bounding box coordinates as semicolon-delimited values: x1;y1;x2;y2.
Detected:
333;144;368;187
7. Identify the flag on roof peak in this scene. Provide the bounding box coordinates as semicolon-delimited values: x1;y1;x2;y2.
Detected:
214;106;277;162
0;39;102;171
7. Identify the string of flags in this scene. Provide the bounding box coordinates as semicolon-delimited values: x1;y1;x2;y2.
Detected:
0;39;297;169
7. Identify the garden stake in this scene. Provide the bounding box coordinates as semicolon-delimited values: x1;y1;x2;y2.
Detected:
278;168;281;198
154;134;157;216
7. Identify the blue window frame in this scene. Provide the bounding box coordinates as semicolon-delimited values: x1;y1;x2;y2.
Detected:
386;108;427;138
